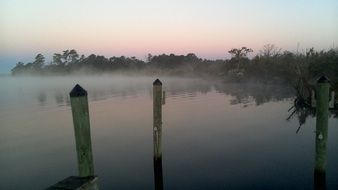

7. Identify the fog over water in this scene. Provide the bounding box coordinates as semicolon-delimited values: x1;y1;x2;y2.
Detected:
1;75;338;190
0;75;294;109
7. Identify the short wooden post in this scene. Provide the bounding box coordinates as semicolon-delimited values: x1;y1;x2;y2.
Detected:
314;76;330;190
153;79;163;190
70;84;94;177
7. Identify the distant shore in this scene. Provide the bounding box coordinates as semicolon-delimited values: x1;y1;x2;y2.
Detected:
9;47;338;85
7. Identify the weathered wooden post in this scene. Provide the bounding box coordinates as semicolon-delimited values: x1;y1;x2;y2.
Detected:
70;84;94;177
314;76;330;190
46;84;98;190
153;79;164;190
153;79;162;159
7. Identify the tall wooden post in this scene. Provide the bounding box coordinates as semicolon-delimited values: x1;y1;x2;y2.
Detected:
153;79;162;159
153;79;163;190
314;76;330;190
70;84;94;177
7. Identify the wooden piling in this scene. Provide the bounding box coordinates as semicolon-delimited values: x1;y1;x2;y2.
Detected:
314;76;330;190
70;84;94;177
153;79;164;190
153;79;162;159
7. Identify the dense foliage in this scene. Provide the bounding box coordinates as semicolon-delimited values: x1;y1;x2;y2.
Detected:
11;45;338;83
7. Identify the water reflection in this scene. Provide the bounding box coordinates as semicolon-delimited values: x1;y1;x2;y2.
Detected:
37;91;47;106
214;82;294;106
37;80;295;108
154;156;164;190
54;91;64;105
287;102;316;133
0;75;298;110
2;76;338;189
287;98;338;134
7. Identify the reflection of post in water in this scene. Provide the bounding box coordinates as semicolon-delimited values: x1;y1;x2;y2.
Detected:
37;91;47;106
153;156;163;190
314;76;330;190
153;79;164;190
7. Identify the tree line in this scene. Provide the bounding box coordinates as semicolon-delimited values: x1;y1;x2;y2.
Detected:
11;45;338;83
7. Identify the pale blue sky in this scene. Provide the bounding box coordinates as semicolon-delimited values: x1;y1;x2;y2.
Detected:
1;0;337;73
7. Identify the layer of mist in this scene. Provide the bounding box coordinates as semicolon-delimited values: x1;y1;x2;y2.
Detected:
0;75;295;111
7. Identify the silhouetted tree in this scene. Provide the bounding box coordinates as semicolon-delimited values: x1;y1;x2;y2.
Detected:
228;47;253;69
259;44;281;58
147;53;153;63
32;53;45;71
53;53;63;65
11;62;26;75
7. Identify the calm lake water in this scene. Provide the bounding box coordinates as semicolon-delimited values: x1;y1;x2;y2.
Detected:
0;76;337;190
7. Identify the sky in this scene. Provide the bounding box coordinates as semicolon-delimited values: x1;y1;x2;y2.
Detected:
1;0;337;74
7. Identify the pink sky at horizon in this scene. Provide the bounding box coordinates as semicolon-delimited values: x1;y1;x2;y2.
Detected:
0;0;337;73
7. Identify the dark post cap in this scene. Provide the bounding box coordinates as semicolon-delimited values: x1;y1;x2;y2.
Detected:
70;84;87;97
153;79;162;86
317;76;330;83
